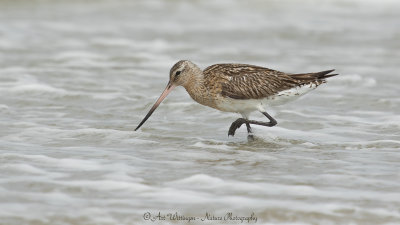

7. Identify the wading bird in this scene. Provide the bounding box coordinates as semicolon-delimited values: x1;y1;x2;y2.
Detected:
135;60;337;138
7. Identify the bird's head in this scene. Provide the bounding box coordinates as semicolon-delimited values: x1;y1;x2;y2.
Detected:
168;60;199;87
135;60;199;131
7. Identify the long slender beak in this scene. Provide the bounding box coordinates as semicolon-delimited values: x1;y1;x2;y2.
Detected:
135;82;176;131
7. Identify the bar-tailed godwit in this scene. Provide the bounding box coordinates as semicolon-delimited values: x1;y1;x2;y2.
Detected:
135;60;337;138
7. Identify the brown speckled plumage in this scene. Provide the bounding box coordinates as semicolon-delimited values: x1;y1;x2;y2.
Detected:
175;61;337;111
203;63;336;100
135;60;338;137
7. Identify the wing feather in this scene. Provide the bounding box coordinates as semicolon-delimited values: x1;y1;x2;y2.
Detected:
203;64;336;100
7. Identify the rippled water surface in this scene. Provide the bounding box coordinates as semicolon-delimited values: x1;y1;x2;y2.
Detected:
0;0;399;224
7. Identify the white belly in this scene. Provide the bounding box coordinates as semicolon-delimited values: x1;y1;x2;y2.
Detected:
216;85;317;115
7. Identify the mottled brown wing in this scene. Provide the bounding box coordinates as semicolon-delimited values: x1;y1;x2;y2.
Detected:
203;64;304;100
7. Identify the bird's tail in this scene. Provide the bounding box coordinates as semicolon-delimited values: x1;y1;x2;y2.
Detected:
290;69;338;81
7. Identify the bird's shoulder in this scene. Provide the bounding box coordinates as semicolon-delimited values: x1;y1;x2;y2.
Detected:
203;63;282;77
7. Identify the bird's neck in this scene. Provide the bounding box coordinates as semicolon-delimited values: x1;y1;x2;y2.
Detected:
183;70;210;106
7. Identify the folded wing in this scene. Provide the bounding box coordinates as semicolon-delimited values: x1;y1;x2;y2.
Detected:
204;64;337;100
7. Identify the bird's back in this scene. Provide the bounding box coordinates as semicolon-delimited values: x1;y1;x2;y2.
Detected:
203;63;337;100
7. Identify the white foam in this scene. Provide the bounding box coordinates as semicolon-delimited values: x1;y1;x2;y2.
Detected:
168;174;225;187
13;154;103;171
192;142;233;151
167;174;400;204
56;180;153;192
2;163;47;175
0;104;9;110
254;125;352;144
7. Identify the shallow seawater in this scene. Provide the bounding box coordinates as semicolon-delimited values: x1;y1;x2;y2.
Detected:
0;0;399;224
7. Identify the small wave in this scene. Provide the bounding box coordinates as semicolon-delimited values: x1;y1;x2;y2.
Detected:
10;83;67;95
0;39;20;50
92;38;135;47
0;163;47;174
54;51;106;60
0;104;9;110
56;180;153;192
331;74;377;87
254;126;352;144
0;74;67;96
192;142;233;151
168;174;224;187
2;153;103;171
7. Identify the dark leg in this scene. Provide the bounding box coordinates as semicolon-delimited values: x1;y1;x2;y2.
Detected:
245;122;252;133
261;111;277;126
245;122;254;141
228;111;277;136
228;118;246;136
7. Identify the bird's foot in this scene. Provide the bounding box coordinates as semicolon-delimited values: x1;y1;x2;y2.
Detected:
228;118;247;136
247;134;255;141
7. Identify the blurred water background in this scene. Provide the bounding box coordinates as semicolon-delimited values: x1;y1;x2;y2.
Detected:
0;0;399;224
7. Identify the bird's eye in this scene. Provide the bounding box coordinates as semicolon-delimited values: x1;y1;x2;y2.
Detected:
175;71;181;76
